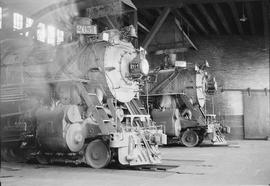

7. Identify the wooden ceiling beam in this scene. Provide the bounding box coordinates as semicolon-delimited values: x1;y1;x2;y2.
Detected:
184;6;209;34
174;18;198;50
132;0;267;9
156;8;163;15
262;0;269;49
172;9;198;34
245;2;256;34
142;7;171;49
138;21;150;32
137;14;152;30
213;3;232;34
197;4;220;34
228;2;244;34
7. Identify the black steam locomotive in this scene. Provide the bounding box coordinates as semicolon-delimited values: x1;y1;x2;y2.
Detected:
141;54;229;147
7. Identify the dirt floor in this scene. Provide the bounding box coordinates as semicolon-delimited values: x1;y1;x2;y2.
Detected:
1;140;270;186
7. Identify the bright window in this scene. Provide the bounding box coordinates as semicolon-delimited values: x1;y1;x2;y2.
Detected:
13;12;23;31
26;17;33;27
47;25;55;45
0;7;2;29
37;23;46;42
56;29;64;44
25;17;33;36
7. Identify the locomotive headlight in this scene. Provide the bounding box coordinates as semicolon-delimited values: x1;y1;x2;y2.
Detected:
140;58;149;75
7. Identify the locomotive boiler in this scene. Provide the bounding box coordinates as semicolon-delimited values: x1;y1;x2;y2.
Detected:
0;15;166;168
141;54;228;147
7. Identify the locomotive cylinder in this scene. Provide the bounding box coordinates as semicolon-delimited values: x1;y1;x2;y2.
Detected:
35;105;85;153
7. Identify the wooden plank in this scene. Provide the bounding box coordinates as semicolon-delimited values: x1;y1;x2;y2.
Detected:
172;9;198;34
156;8;163;15
262;0;269;49
133;0;267;8
245;2;256;34
228;2;244;35
137;14;152;31
213;3;232;34
184;6;209;34
142;7;171;49
138;22;150;32
174;18;198;50
243;92;270;139
197;4;220;34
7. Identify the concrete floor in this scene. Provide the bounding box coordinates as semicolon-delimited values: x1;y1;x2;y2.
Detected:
1;140;270;186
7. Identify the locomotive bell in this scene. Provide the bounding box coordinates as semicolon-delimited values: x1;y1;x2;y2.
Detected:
129;25;137;38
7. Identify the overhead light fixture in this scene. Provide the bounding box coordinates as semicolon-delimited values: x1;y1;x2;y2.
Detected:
240;3;248;22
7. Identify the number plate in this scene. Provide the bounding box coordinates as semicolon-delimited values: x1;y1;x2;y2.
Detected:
76;25;97;35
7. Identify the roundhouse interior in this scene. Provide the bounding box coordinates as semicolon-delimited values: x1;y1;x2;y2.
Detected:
0;0;269;185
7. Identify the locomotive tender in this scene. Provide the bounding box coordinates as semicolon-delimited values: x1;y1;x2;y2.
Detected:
0;2;167;168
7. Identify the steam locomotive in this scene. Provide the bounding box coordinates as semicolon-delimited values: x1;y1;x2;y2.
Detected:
0;17;167;168
141;54;228;147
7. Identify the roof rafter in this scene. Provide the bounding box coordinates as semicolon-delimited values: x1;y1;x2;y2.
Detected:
132;0;267;8
184;5;209;34
140;9;156;23
213;3;232;34
174;18;198;50
228;2;244;34
197;4;220;34
142;7;171;49
172;9;198;34
262;0;269;48
138;21;150;32
245;2;256;34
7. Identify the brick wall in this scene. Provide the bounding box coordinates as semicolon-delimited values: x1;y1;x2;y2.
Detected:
185;36;269;139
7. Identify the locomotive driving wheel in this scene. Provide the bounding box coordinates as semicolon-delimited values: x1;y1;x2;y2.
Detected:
85;139;111;169
181;129;199;147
